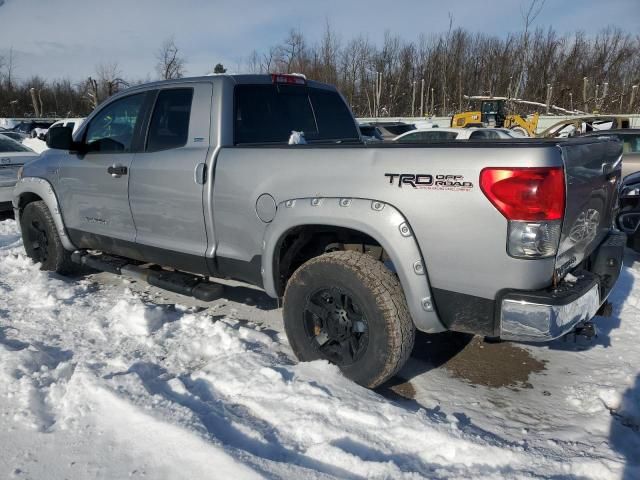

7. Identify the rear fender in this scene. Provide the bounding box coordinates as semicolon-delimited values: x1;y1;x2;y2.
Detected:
262;197;445;333
13;177;76;251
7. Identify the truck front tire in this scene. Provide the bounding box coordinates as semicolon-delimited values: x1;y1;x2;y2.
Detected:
283;250;415;388
20;201;76;274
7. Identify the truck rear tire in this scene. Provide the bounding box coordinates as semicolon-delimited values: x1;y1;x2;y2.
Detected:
20;201;77;274
283;250;415;388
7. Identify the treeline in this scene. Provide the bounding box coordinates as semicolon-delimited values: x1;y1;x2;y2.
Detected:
247;25;640;117
0;25;639;118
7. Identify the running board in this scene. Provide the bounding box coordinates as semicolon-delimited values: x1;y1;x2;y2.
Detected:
71;251;224;302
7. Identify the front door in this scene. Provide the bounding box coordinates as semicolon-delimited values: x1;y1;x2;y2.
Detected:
57;92;148;246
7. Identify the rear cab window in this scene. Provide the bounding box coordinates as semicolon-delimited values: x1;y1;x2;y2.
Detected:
234;83;359;145
146;88;194;152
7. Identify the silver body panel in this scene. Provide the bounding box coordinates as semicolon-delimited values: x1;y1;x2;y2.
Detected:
213;144;561;301
128;82;213;255
12;75;623;337
57;151;136;242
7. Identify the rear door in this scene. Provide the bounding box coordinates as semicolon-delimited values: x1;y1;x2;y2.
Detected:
57;92;148;244
128;83;212;272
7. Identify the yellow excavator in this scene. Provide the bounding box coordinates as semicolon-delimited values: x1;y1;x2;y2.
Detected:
451;97;539;137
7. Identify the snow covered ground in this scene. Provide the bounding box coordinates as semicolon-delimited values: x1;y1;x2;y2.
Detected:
0;217;638;479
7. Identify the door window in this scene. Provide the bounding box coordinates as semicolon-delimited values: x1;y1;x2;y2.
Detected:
146;88;194;152
85;93;146;153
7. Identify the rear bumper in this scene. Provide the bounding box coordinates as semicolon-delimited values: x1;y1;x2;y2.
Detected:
499;230;625;341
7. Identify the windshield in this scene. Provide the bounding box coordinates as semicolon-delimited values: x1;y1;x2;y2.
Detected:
0;135;32;152
234;84;360;144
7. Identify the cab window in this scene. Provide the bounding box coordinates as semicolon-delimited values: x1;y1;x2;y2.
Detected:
85;93;146;153
146;88;194;152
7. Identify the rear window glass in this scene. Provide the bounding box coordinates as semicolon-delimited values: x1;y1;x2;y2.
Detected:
0;135;31;152
234;84;359;144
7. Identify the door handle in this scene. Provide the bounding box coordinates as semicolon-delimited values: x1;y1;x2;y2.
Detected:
108;165;128;177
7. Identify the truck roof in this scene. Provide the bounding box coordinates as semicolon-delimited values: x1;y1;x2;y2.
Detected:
116;74;338;97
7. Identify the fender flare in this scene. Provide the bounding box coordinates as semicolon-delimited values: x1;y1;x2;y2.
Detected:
261;197;445;333
12;177;77;252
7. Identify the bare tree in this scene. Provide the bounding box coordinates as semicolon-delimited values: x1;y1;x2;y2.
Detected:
1;22;639;118
5;46;16;91
281;29;305;73
84;62;128;109
513;0;546;100
155;37;185;80
247;50;261;73
261;46;280;73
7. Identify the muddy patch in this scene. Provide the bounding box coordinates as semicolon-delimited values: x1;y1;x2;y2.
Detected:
376;377;418;404
412;332;546;388
445;337;546;388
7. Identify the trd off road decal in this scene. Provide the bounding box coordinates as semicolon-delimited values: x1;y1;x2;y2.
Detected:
384;173;473;191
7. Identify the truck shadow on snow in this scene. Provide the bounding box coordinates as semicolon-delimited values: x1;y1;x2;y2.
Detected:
609;373;640;480
103;361;361;479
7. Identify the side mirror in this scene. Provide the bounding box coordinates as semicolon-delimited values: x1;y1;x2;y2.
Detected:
46;126;75;151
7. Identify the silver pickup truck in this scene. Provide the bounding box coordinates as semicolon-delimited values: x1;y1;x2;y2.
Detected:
12;74;624;388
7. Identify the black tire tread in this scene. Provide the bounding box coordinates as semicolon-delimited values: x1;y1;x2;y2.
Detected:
285;250;415;387
21;201;77;274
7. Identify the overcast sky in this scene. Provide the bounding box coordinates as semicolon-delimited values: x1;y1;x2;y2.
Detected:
0;0;637;82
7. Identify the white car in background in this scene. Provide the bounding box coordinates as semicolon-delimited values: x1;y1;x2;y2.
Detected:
46;118;85;136
393;127;517;142
0;135;39;211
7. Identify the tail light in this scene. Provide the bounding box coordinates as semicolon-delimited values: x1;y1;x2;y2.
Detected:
480;167;565;259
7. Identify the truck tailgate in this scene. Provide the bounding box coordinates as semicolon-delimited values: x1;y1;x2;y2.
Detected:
555;138;622;277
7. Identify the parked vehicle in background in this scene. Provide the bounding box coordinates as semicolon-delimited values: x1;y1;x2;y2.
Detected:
358;124;384;142
32;127;49;140
0;135;38;211
617;171;640;252
0;131;28;142
538;115;631;139
11;120;56;137
451;98;539;137
368;121;415;140
13;74;624;388
581;129;640;179
393;127;516;142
